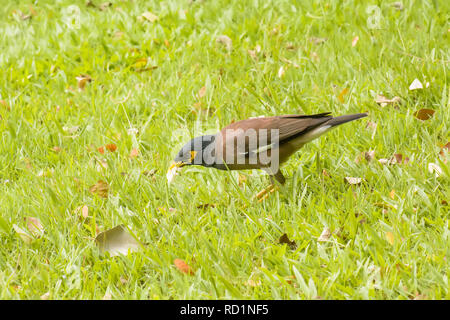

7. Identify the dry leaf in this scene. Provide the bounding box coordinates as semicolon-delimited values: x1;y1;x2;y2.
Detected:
129;148;139;158
25;217;44;238
40;292;50;300
13;224;33;244
278;233;296;249
95;225;140;257
244;279;261;287
409;79;423;90
309;37;327;45
414;108;435;120
75;205;89;219
97;146;105;154
345;177;363;185
385;232;395;245
76;74;92;91
0;99;10;111
318;228;332;242
375;95;401;107
393;153;409;164
174;258;195;275
51;146;61;153
238;173;247;186
389;189;396;200
141;12;158;23
216;35;232;51
365;150;376;162
428;163;442;177
337;88;349;103
322;169;331;177
105;144;117;152
99;2;112;11
352;36;359;47
198;86;207;98
196;203;216;210
89;180;109;198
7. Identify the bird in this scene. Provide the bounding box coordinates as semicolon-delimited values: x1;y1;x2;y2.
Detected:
167;112;367;200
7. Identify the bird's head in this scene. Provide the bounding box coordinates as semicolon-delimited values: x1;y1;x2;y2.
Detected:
167;134;216;182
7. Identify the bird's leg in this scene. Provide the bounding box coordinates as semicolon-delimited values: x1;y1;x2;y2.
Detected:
254;171;285;202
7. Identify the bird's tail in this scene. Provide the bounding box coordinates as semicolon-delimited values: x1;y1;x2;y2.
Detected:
327;113;368;127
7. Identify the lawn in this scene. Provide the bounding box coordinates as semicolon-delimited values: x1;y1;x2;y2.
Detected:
0;0;448;299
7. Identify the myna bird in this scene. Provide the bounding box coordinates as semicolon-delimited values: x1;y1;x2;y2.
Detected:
167;112;367;200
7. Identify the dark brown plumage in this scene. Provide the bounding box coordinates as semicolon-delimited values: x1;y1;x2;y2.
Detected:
168;112;368;188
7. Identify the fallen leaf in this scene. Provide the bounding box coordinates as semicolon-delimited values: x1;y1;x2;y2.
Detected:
428;163;442;177
0;99;10;110
105;144;117;152
393;153;409;164
95;225;140;257
13;224;34;244
391;2;404;10
174;258;195;275
352;36;359;47
25;217;44;238
129;148;139;158
385;231;395;245
198;86;207;98
97;146;105;154
40;292;50;300
409;79;423;90
309;37;327;45
51;146;61;153
141;12;158;23
89;180;109;198
238;173;247;186
375;95;401;107
76;74;92;91
337;88;349;103
345;177;363;185
216;35;232;51
75;205;89;219
318;228;332;242
99;2;112;11
365;150;376;162
244;279;261;287
278;233;296;249
414;108;435;120
322;169;331;177
389;189;396;200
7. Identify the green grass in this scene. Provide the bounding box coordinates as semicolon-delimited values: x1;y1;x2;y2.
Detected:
0;0;449;299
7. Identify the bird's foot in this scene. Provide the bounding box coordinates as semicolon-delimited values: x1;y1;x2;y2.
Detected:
255;184;279;202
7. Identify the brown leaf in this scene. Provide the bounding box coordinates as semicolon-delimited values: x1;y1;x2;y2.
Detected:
322;169;331;177
216;35;232;51
76;74;92;91
51;146;61;153
439;142;450;157
141;12;158;23
337;88;349;103
95;225;140;256
393;153;409;164
99;2;112;11
352;36;359;47
25;217;44;238
174;259;195;275
278;233;297;249
0;99;10;111
309;37;327;45
75;205;89;219
365;150;376;162
198;86;207;98
129;148;139;158
345;177;363;185
318;228;332;242
375;95;401;107
196;203;216;210
89;180;109;198
97;146;105;154
105;144;117;152
414;108;435;120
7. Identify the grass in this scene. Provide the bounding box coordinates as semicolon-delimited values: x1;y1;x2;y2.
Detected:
0;0;449;300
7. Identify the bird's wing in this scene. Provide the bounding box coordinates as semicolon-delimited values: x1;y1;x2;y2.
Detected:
219;113;333;155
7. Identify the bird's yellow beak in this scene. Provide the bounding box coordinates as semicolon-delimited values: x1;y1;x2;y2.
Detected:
166;161;184;183
166;151;197;183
